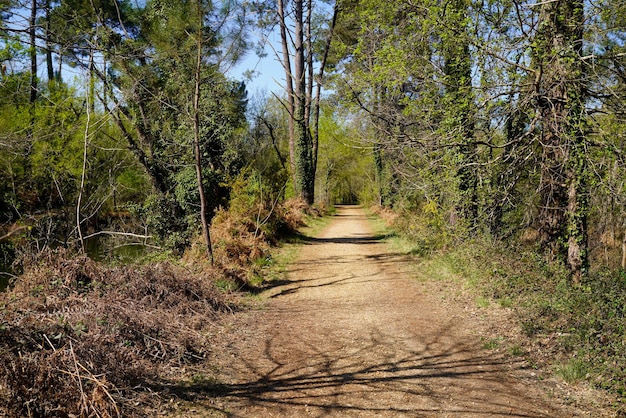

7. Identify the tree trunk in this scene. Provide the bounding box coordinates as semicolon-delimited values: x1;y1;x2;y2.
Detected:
77;93;91;253
45;0;54;84
441;0;478;226
534;0;588;281
193;0;213;264
277;0;297;193
29;0;37;104
277;0;335;205
293;0;314;204
311;2;338;186
373;142;384;205
89;47;95;113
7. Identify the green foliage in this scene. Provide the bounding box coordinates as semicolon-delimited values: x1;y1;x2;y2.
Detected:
138;193;191;252
226;168;288;241
555;358;590;384
316;105;375;205
114;165;150;206
246;94;292;198
174;167;203;214
0;0;255;262
424;236;626;396
0;241;15;290
482;337;504;350
0;75;145;221
390;201;454;255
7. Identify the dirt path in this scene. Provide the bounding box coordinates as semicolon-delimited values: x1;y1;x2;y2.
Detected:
200;206;603;417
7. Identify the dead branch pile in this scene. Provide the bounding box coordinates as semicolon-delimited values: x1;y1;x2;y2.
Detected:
0;250;232;417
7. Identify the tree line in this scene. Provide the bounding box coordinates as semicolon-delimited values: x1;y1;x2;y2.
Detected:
1;0;626;283
327;0;626;281
1;0;257;263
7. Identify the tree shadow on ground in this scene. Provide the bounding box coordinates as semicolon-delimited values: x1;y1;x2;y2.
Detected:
158;321;553;417
169;207;563;416
262;226;398;295
259;248;407;297
283;207;393;246
284;229;392;246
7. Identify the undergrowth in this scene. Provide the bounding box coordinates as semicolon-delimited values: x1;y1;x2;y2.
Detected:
463;245;626;398
0;198;325;417
370;205;626;404
205;198;328;289
0;250;232;417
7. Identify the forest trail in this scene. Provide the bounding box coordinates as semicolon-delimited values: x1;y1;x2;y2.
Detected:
199;206;600;417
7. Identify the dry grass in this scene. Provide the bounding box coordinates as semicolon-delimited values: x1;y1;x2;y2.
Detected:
210;198;314;265
368;205;398;226
0;250;233;417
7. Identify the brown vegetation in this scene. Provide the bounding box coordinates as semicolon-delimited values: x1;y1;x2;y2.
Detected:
0;199;321;417
0;250;235;417
208;198;319;269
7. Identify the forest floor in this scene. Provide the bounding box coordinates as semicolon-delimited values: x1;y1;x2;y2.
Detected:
170;205;614;417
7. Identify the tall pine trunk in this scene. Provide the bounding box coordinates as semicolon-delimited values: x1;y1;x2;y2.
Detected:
45;0;54;84
277;0;335;205
193;0;214;264
293;0;314;204
277;0;297;193
29;0;37;104
311;2;338;187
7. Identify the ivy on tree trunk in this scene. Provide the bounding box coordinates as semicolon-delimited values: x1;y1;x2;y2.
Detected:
276;0;337;205
533;0;588;282
441;0;478;227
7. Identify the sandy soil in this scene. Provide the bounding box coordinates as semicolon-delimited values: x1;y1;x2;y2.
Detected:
183;206;610;417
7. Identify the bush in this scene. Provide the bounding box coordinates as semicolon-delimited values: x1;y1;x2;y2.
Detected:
206;168;319;272
371;202;455;255
139;193;192;252
208;197;318;273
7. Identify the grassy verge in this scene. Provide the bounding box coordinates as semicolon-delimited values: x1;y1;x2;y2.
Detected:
365;208;416;252
449;243;626;399
367;206;626;407
248;208;334;288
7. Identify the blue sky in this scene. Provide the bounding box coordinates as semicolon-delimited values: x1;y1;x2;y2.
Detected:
228;26;287;97
230;51;285;96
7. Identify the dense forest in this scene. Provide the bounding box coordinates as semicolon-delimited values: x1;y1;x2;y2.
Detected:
2;0;626;415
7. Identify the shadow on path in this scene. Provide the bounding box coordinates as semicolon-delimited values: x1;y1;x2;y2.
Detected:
161;206;566;417
164;321;550;417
